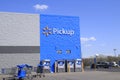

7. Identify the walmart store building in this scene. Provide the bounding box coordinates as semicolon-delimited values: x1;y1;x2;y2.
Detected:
0;12;81;73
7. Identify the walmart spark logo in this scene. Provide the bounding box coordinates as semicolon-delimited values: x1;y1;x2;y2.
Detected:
42;26;52;36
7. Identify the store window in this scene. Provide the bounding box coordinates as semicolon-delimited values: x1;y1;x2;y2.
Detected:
57;50;62;54
66;50;71;54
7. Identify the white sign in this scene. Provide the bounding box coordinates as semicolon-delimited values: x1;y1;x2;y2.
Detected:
53;28;74;36
43;26;75;36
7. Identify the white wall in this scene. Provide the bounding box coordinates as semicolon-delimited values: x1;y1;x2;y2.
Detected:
0;12;40;72
0;12;40;46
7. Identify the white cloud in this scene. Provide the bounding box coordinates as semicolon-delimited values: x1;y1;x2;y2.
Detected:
84;44;92;47
99;43;106;47
33;4;48;10
81;37;96;42
94;53;114;57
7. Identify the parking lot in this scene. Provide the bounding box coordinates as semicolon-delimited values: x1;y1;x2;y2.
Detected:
34;71;120;80
0;71;120;80
0;68;120;80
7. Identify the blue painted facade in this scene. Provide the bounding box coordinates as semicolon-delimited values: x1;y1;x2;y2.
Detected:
40;14;81;72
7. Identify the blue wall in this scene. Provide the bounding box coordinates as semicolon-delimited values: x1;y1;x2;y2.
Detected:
40;14;81;72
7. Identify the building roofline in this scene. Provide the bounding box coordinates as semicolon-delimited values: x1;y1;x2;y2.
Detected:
0;12;39;16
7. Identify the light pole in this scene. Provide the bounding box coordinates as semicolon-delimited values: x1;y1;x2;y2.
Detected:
94;54;99;70
113;49;117;57
95;54;99;64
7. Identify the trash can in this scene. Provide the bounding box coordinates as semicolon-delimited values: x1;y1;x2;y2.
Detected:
65;60;75;72
37;64;45;78
55;60;65;73
74;59;82;72
40;59;50;73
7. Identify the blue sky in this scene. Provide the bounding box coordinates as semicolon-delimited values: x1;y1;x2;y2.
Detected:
0;0;120;58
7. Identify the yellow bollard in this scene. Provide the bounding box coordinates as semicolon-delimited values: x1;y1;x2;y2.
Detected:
95;63;96;71
82;61;84;72
68;63;70;72
54;62;57;73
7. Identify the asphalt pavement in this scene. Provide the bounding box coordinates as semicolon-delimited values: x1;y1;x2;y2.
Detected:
1;68;120;80
33;71;120;80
